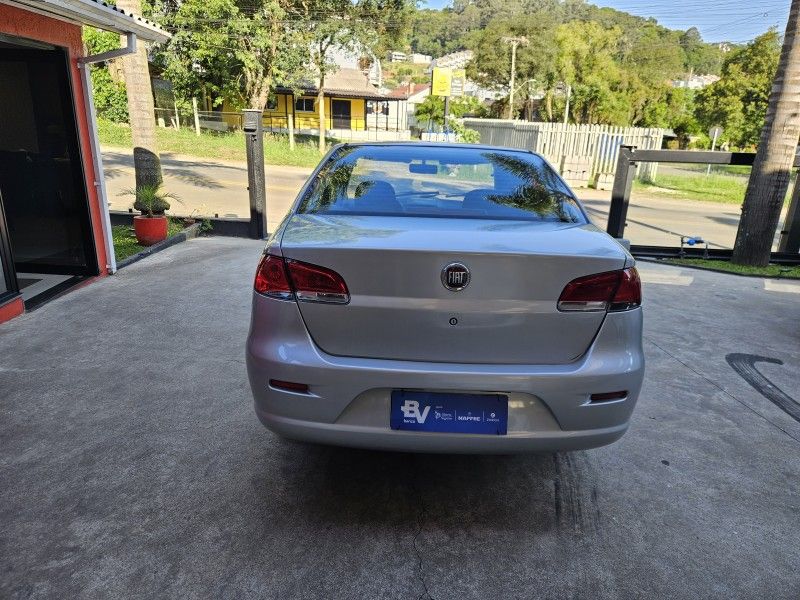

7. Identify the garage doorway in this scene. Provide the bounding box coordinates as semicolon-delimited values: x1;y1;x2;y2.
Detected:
0;38;98;309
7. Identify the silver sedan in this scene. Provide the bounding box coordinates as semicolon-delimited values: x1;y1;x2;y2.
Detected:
246;143;644;453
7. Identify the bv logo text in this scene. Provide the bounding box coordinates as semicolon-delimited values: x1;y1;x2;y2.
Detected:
400;400;430;423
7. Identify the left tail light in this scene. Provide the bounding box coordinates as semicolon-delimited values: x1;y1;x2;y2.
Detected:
254;254;350;304
254;254;293;300
558;267;641;312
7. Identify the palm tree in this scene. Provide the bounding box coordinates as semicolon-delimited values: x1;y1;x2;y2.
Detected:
116;0;162;191
732;0;800;266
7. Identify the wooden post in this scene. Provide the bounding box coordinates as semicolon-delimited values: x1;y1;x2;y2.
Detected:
192;97;201;137
285;94;295;151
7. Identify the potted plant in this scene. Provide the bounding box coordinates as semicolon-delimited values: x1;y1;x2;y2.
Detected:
123;183;180;246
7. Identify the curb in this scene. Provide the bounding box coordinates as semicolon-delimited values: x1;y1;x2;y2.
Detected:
116;222;202;270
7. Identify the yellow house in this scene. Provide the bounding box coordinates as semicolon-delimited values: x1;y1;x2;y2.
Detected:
262;68;408;135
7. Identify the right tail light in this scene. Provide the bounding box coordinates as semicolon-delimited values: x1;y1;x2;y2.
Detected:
254;254;350;304
558;267;641;312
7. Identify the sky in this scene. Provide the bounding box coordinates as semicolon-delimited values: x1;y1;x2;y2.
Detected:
422;0;790;43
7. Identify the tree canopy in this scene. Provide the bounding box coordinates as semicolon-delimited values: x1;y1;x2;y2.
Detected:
695;31;781;149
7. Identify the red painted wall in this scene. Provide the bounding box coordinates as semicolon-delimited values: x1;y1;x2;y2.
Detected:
0;297;24;323
0;3;110;277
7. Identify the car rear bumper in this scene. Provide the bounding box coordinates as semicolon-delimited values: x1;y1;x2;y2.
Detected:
246;294;644;454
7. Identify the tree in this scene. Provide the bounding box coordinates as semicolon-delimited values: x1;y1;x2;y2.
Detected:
297;0;412;153
116;0;162;191
84;28;128;122
157;0;309;111
555;21;628;125
732;3;800;267
414;95;485;127
465;14;557;119
409;9;465;57
694;31;781;149
680;27;724;75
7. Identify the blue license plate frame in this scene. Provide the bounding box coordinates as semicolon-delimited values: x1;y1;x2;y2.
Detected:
390;390;508;435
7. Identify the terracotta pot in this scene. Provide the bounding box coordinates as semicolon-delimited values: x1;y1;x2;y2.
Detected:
133;215;168;246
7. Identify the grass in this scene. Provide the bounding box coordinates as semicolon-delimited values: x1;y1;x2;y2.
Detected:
663;257;800;279
97;120;324;169
633;166;795;205
112;219;185;262
634;172;747;204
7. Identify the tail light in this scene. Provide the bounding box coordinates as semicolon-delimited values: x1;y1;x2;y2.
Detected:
558;267;641;312
254;254;349;304
286;259;349;303
254;254;293;300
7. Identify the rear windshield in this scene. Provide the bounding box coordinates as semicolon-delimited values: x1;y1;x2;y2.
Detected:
297;145;587;223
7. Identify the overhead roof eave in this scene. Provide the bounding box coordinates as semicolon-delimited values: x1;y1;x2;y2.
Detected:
1;0;170;43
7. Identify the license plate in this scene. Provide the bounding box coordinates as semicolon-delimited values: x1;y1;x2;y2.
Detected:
390;391;508;435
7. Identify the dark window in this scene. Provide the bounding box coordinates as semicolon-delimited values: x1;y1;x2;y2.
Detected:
299;145;586;223
266;95;278;110
0;47;98;275
295;97;315;112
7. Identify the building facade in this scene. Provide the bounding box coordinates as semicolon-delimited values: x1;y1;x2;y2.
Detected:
260;68;410;140
0;0;168;324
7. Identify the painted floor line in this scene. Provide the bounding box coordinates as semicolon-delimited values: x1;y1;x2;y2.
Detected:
638;270;694;286
764;280;800;294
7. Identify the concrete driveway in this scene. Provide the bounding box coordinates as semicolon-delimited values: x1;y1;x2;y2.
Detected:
1;238;799;599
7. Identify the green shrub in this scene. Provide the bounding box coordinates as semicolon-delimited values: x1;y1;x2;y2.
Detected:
122;183;180;216
84;28;128;123
91;68;128;123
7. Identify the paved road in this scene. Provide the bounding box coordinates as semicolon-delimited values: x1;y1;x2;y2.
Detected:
1;237;799;598
102;148;309;228
579;189;748;249
102;149;760;248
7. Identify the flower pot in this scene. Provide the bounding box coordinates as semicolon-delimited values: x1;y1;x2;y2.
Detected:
133;215;168;246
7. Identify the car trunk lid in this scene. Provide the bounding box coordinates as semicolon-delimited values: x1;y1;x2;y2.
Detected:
280;214;628;365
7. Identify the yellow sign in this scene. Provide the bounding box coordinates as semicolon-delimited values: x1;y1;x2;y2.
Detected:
431;67;452;97
451;69;466;97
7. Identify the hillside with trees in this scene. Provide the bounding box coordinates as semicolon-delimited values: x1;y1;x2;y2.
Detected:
407;0;733;135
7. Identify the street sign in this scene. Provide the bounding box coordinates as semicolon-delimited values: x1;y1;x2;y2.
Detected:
431;67;452;97
451;69;466;97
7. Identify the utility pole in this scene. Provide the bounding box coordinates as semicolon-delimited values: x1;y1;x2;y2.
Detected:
563;84;572;125
502;36;528;120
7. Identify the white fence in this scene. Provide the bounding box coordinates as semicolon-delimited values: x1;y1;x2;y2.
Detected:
462;119;665;184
